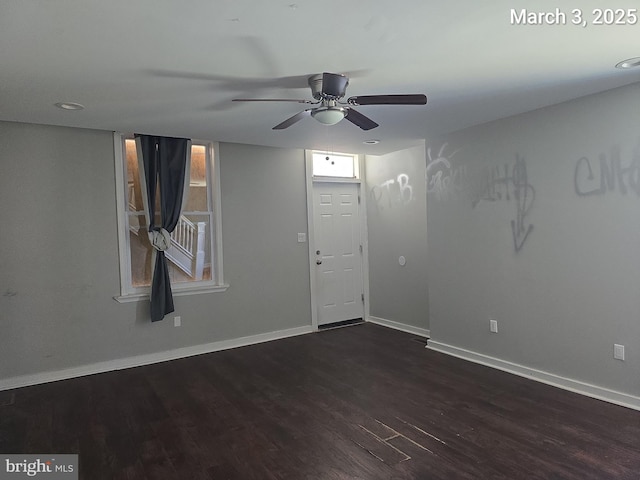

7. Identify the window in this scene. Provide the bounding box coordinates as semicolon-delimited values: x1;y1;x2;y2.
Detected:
312;151;359;178
113;134;226;301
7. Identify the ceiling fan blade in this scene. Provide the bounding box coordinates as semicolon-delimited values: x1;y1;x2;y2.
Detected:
273;110;311;130
347;94;427;106
344;108;379;131
233;98;315;104
322;72;349;98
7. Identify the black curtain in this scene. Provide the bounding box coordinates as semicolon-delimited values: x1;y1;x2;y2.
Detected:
135;134;191;322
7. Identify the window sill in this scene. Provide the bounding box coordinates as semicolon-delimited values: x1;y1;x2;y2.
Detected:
114;284;229;303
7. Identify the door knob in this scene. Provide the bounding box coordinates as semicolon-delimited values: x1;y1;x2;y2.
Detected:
316;260;322;265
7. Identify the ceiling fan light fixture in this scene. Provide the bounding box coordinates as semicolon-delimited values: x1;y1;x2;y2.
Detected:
311;107;346;125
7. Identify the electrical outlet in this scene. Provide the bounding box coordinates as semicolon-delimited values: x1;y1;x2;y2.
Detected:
174;316;181;327
614;344;625;361
490;319;498;333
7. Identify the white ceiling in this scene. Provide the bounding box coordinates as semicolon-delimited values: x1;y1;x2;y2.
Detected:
2;0;640;154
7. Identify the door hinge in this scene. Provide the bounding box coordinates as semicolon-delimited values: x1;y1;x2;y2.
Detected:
358;195;361;205
359;244;363;254
361;293;365;303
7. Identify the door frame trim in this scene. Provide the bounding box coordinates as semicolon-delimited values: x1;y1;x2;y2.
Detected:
304;150;370;331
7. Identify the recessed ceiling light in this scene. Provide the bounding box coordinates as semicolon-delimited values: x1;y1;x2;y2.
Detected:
615;57;640;69
54;102;85;110
363;139;380;145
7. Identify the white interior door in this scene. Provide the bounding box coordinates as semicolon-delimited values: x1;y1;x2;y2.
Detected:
312;182;364;326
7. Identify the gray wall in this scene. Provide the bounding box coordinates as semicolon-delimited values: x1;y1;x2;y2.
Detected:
426;81;640;398
365;146;429;331
0;122;311;380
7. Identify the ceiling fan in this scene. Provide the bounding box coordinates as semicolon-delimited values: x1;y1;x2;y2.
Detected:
232;72;427;131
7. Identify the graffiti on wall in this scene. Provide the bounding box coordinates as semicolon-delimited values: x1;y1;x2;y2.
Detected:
370;173;414;212
425;142;535;252
473;154;535;252
426;143;466;201
511;155;535;252
574;143;640;196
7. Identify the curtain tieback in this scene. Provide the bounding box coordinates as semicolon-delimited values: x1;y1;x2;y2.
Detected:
148;228;171;251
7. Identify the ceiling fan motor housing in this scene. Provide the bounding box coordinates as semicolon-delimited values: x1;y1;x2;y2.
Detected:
308;73;349;100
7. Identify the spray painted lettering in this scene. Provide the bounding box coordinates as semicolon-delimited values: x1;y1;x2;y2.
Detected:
426;143;465;201
510;155;535;252
473;154;535;252
370;173;413;211
574;144;640;196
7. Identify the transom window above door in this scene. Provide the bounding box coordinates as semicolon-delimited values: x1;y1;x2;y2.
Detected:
312;151;359;178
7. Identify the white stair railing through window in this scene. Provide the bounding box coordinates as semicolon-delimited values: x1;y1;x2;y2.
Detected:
166;216;206;281
128;182;206;280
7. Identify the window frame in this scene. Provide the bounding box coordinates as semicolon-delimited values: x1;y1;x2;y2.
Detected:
311;151;360;180
113;133;227;303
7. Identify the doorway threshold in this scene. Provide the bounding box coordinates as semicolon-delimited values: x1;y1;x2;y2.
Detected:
318;318;364;331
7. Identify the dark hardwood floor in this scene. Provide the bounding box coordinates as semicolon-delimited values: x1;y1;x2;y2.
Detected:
1;323;639;479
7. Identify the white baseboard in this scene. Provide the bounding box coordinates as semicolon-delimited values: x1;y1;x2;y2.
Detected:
427;340;640;412
0;325;314;392
367;316;430;338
